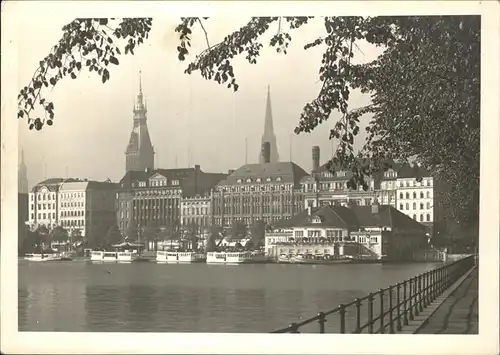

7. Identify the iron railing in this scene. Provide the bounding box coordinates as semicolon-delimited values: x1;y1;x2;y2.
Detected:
271;255;476;334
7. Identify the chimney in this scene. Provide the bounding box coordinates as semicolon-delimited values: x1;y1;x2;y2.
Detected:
371;199;379;214
261;142;271;164
312;146;320;172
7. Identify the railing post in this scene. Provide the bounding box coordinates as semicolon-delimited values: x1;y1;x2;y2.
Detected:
396;283;402;331
423;272;429;308
339;304;346;334
289;322;300;333
403;280;409;325
317;312;326;334
408;277;414;320
354;298;362;333
379;289;385;334
418;274;424;313
388;286;394;334
367;293;374;334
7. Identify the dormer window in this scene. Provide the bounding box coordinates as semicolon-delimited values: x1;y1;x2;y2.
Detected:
311;216;322;224
276;177;282;181
138;181;146;187
246;178;252;183
266;177;272;182
237;179;242;183
256;178;261;183
172;180;179;186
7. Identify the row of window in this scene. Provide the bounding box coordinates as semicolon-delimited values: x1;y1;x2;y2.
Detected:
33;213;56;220
400;191;432;199
35;203;56;210
61;202;84;208
218;184;294;193
61;210;84;217
60;192;84;199
61;219;84;227
31;193;55;201
136;180;179;188
412;214;432;222
399;202;432;210
236;176;283;183
182;207;210;216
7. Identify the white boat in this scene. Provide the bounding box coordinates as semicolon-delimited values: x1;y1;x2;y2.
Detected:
24;253;62;262
206;252;227;264
157;251;206;263
102;251;118;262
156;250;168;263
117;251;136;262
90;251;105;261
207;251;271;264
177;252;206;263
277;253;292;263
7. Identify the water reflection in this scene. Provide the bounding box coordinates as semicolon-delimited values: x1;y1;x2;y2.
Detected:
19;261;442;332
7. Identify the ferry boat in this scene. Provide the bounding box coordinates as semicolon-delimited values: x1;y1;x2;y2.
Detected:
157;251;206;263
277;253;292;263
90;251;119;262
24;253;62;262
290;253;353;264
207;251;271;264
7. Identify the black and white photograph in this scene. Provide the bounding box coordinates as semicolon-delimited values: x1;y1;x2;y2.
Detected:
1;1;499;354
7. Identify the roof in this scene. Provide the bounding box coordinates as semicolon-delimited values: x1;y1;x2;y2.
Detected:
31;178;80;192
119;167;227;197
59;181;119;191
275;204;427;232
303;159;431;183
218;162;309;187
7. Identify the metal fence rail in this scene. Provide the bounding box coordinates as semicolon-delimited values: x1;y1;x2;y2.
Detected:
271;255;476;334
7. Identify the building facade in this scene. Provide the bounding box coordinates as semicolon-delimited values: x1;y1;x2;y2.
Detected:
58;180;118;246
125;73;155;173
265;202;428;261
116;165;226;238
28;178;68;230
18;149;29;193
212;143;308;229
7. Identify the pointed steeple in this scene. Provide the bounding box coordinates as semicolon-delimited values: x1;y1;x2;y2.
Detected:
18;148;29;193
259;85;280;164
126;72;155;173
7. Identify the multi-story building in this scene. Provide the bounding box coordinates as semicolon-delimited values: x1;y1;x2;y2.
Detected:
58;179;118;246
265;202;428;261
28;178;71;230
212;142;308;229
116;165;226;238
301;147;379;208
125;73;155;173
180;193;212;228
18;193;29;251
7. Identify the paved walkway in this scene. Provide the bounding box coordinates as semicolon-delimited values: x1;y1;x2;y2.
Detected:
417;267;478;334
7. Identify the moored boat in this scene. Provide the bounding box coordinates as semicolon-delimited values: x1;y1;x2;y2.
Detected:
102;251;118;262
290;253;353;264
207;250;271;264
24;253;62;262
277;253;292;263
206;252;227;264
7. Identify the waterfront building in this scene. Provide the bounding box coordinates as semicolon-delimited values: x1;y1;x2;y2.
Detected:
212;142;308;229
58;179;119;246
125;73;155;173
258;85;279;164
180;193;212;228
18;148;29;193
28;178;71;230
265;201;428;261
116;165;226;238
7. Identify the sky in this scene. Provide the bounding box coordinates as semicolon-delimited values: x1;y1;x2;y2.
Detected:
16;12;381;188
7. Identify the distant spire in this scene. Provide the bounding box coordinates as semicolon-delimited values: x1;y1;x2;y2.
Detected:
139;70;142;94
259;84;279;163
21;148;25;164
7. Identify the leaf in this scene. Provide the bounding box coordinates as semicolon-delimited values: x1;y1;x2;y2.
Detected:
109;56;119;65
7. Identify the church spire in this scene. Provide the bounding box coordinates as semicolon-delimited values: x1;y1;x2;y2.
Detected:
18;148;29;193
259;85;279;164
139;70;142;94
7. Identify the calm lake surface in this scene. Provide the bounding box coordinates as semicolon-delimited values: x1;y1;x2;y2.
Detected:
18;260;441;333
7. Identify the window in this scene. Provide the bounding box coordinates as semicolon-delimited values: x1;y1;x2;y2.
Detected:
406;192;409;199
172;180;179;186
399;204;404;210
406;203;409;210
420;203;424;209
276;177;282;181
400;193;403;199
413;202;416;209
427;202;431;209
413;192;417;199
256;178;261;183
426;191;431;198
413;214;416;220
419;214;424;222
266;177;272;182
426;214;431;222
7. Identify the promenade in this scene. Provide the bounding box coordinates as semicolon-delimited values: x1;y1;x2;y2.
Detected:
416;266;478;334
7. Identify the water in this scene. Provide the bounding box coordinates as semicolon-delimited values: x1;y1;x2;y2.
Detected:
18;260;441;333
